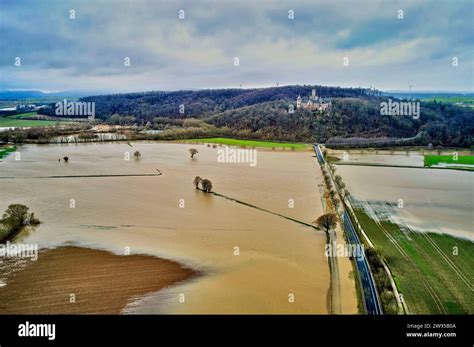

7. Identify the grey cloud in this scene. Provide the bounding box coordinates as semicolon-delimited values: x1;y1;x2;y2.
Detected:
0;0;472;92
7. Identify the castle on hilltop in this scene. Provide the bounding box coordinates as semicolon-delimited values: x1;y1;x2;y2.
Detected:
296;88;331;112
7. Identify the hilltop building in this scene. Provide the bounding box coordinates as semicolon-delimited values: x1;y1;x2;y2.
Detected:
296;88;331;112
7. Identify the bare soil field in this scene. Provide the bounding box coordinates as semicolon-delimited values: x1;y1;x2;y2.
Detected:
0;246;194;314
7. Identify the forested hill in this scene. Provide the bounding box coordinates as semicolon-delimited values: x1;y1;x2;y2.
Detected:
314;99;473;147
77;85;375;119
37;85;474;147
206;99;473;147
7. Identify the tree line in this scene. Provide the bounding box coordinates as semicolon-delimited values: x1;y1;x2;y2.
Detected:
38;85;378;120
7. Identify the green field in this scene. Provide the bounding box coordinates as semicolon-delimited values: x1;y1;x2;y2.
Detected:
354;208;474;314
424;155;474;167
0;146;16;159
183;137;311;150
428;96;474;107
0;111;74;127
0;116;66;128
7;111;39;119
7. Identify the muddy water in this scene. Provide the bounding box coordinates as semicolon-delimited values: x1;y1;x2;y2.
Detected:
0;142;330;313
337;165;474;241
338;153;425;166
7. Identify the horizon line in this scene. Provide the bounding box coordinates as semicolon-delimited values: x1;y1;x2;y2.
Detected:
2;85;473;95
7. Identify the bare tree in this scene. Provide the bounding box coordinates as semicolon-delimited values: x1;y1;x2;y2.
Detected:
189;148;199;159
200;179;213;193
193;176;202;189
315;213;338;233
134;151;141;159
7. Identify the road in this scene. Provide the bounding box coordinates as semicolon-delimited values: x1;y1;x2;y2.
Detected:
314;144;383;315
313;145;342;313
342;211;383;314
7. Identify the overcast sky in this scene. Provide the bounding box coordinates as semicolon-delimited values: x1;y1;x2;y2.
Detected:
0;0;472;93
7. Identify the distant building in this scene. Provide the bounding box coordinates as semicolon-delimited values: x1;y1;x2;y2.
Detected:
296;88;331;112
14;104;46;112
16;104;35;111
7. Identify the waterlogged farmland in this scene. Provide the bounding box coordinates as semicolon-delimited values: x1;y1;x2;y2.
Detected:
0;142;343;314
0;147;15;159
424;155;474;169
337;162;474;313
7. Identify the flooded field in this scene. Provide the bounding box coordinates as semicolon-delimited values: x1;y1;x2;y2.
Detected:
336;156;474;314
337;164;473;241
0;142;341;314
329;149;472;167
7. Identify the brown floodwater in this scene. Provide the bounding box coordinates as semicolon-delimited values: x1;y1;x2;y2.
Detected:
0;142;334;313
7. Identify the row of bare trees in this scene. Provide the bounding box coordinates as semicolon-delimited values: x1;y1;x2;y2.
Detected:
133;148;198;160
